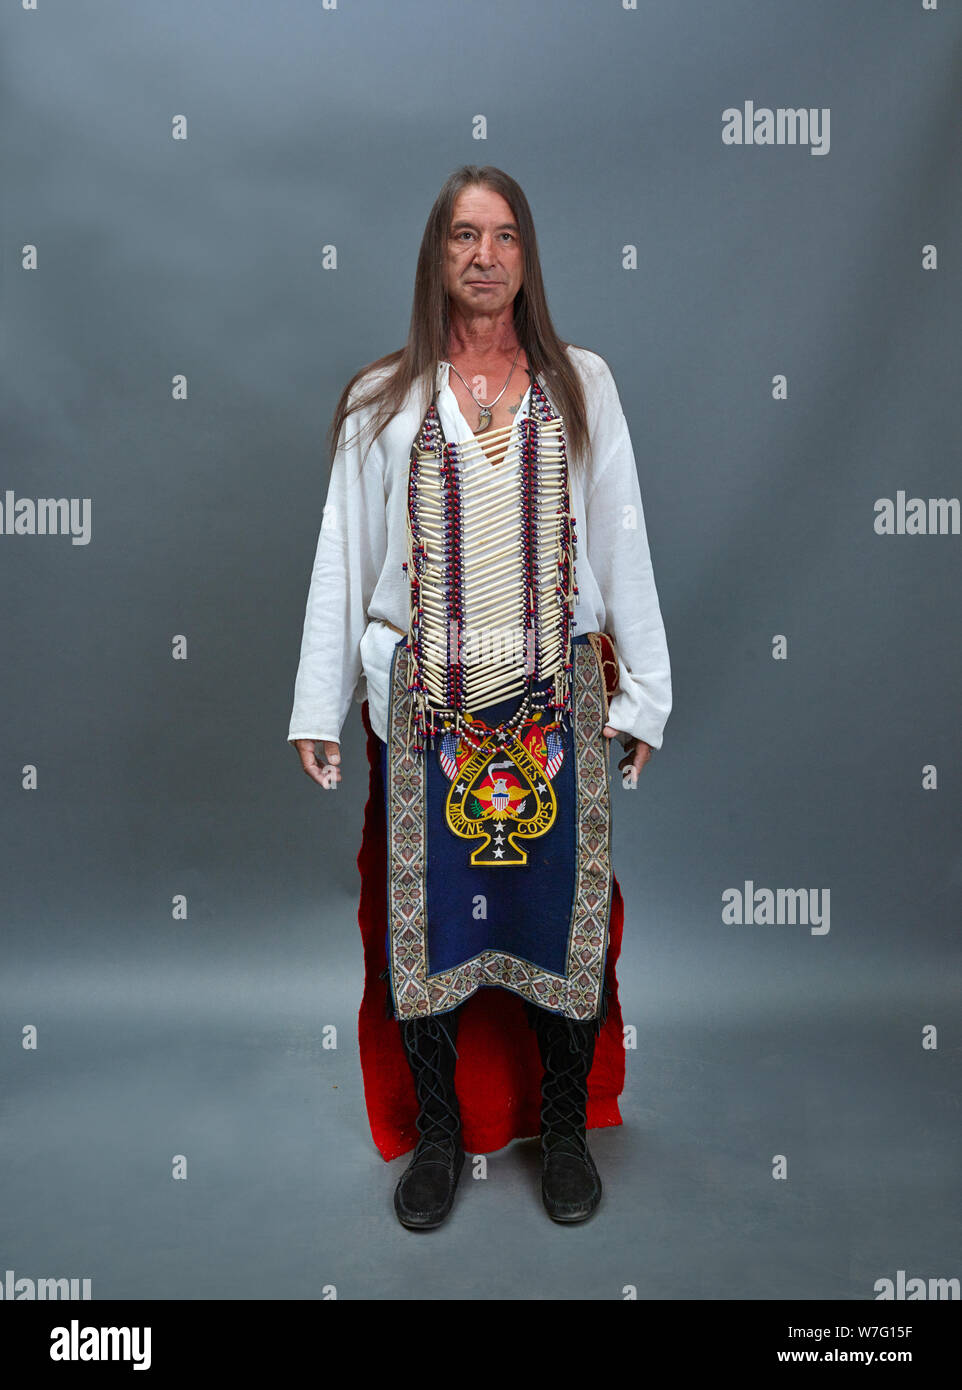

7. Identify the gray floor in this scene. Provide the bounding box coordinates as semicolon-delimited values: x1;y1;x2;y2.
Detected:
2;930;957;1301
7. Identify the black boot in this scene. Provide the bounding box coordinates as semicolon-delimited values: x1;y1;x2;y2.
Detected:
527;1004;602;1223
394;1008;465;1230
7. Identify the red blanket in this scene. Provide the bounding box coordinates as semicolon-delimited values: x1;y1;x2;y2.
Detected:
355;700;626;1160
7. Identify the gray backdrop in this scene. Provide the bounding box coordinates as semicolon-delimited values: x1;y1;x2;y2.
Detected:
2;0;959;1301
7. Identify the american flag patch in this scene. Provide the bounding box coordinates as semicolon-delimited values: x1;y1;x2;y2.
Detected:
439;729;460;780
544;728;564;779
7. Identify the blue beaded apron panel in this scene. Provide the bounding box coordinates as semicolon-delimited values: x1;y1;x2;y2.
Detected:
380;633;613;1022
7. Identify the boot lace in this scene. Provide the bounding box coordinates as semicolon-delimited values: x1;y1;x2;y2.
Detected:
540;1028;592;1161
402;1013;463;1165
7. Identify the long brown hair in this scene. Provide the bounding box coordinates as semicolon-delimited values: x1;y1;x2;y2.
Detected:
327;165;591;475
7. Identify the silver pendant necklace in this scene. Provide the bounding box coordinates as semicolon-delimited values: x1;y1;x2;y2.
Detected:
447;344;523;433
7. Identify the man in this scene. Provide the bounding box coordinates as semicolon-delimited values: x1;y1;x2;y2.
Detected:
288;165;672;1229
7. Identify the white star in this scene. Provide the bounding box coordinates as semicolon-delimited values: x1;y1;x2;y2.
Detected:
493;847;504;858
455;783;465;794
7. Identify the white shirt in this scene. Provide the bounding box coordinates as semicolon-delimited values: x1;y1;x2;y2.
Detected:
287;346;672;750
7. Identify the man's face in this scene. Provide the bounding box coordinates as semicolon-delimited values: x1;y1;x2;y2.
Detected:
443;185;524;324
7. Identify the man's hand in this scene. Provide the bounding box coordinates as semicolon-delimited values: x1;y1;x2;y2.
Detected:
294;738;342;789
602;725;652;788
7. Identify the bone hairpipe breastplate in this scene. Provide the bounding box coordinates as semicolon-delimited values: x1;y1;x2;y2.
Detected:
404;373;579;752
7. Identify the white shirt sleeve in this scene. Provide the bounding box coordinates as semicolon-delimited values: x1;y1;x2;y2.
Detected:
581;358;673;750
287;398;387;745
